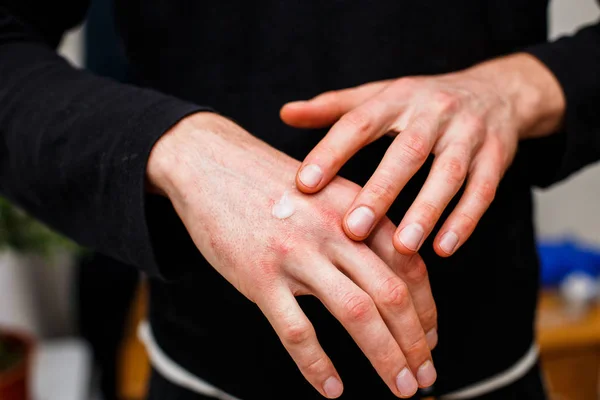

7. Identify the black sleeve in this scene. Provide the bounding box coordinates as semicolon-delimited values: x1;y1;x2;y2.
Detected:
0;1;209;277
523;13;600;188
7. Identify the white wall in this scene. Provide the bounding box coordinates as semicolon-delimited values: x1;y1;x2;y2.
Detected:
534;0;600;245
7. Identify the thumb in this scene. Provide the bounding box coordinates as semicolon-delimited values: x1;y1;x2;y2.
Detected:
280;80;391;129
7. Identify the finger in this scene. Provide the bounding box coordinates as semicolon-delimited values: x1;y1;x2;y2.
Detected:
333;243;436;389
257;284;344;398
295;95;400;194
393;138;476;254
434;142;503;256
295;259;419;398
343;114;438;241
280;80;391;129
368;219;438;349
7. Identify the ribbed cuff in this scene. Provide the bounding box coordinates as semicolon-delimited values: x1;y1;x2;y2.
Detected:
115;96;210;278
524;23;600;187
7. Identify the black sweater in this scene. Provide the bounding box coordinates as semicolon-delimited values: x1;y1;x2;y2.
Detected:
1;1;599;399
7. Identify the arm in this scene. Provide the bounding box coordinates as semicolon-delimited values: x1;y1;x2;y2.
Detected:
0;0;207;276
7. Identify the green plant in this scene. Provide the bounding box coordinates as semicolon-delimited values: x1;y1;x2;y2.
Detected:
0;196;77;255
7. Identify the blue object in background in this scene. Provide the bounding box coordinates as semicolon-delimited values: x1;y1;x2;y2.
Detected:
538;239;600;287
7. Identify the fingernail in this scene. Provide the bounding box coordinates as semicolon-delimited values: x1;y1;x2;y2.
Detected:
346;206;375;237
439;231;459;254
426;329;438;350
396;367;418;397
417;360;437;388
323;376;343;398
398;223;425;251
298;164;323;188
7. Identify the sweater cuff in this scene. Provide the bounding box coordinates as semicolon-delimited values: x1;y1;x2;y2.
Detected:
118;98;210;279
524;23;600;187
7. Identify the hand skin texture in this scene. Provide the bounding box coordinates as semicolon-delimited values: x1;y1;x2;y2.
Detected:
281;53;566;257
147;112;438;398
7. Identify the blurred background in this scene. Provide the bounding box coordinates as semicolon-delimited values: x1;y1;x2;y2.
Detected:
0;0;599;399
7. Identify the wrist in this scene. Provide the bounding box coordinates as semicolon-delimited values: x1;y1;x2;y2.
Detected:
146;111;226;197
147;111;299;202
467;53;566;139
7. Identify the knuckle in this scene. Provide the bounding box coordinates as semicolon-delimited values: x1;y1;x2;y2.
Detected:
417;200;441;227
373;346;398;367
265;234;294;258
403;257;430;286
433;91;460;113
403;335;429;361
342;293;376;323
401;134;430;165
473;180;496;204
441;156;468;186
366;178;397;201
420;307;438;331
378;277;410;309
339;110;373;137
282;320;313;346
300;355;330;377
456;210;478;232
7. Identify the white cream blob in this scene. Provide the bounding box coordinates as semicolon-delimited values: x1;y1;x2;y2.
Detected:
271;190;295;219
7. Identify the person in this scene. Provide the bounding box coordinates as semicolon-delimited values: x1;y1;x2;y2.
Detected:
0;1;598;399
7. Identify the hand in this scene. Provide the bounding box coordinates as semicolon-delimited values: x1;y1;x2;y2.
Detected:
281;53;565;256
147;113;438;398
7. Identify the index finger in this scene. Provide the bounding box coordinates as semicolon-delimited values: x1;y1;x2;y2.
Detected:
343;114;437;241
295;96;400;194
281;80;392;129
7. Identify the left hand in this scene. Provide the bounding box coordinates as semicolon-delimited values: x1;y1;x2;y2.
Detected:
281;53;565;256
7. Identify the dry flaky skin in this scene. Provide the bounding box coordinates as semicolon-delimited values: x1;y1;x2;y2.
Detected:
147;112;438;399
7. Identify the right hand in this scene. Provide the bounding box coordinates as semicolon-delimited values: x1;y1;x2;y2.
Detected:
147;112;438;399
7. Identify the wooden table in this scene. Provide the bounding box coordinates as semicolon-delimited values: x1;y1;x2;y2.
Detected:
536;290;600;400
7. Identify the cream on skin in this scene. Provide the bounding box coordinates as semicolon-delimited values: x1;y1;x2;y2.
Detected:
272;190;295;219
